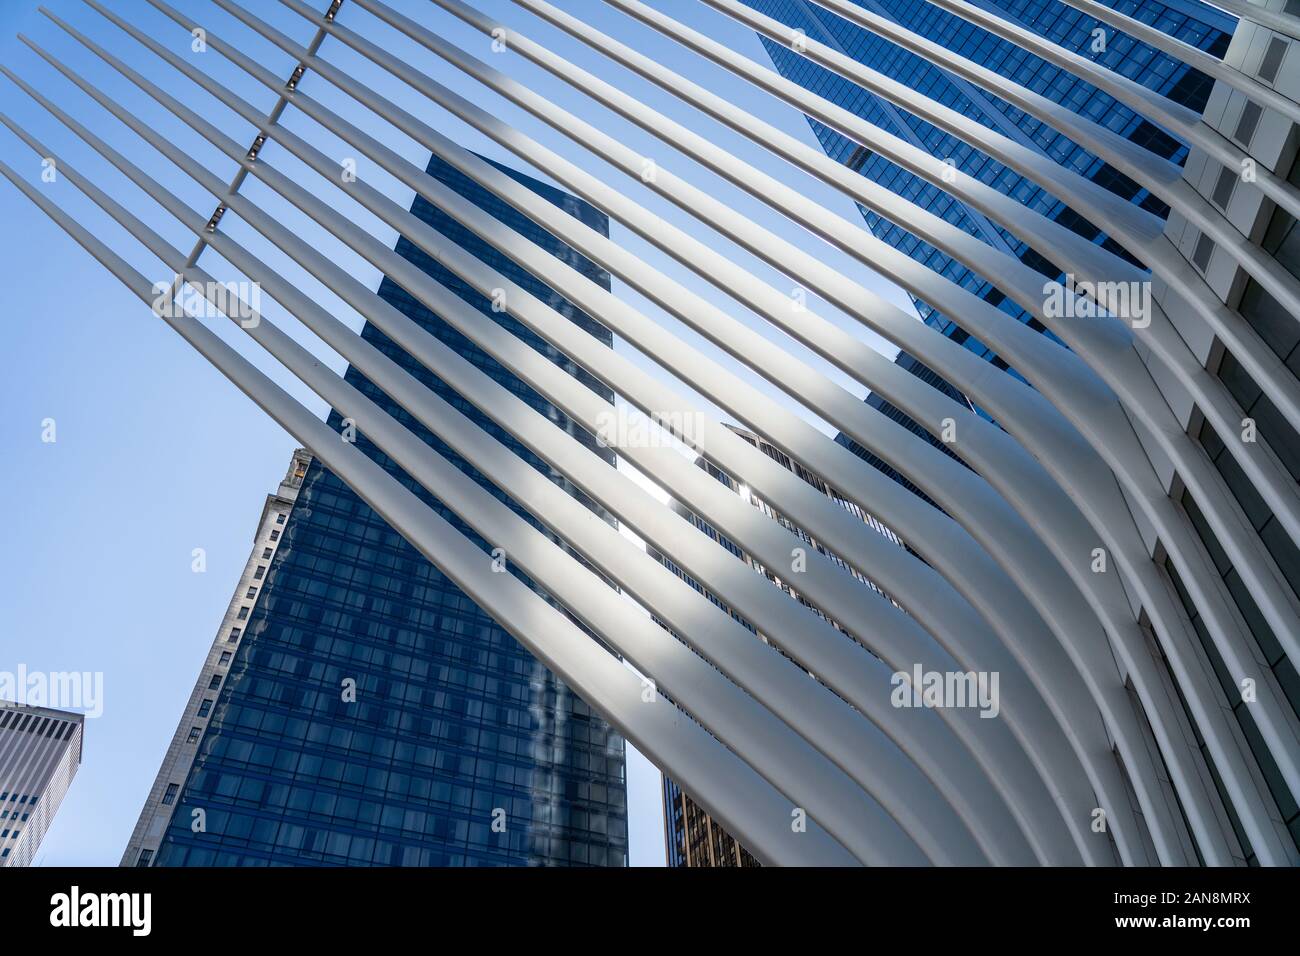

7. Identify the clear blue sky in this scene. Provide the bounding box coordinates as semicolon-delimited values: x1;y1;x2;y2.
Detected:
0;0;911;866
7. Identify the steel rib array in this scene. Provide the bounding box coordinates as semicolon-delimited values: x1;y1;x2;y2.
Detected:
2;0;1298;865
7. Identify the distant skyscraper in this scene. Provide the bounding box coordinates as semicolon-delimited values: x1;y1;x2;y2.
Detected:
649;425;903;866
122;448;312;867
0;703;84;867
135;153;628;867
746;0;1234;430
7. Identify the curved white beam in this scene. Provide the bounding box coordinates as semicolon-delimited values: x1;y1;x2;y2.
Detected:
707;0;1300;443
317;0;1300;863
260;0;1141;862
2;0;1296;866
122;1;1063;865
15;11;1056;866
0;155;863;868
1060;0;1300;123
199;0;1250;866
623;0;1300;564
63;0;1086;868
1215;0;1300;41
913;0;1300;222
403;0;1300;859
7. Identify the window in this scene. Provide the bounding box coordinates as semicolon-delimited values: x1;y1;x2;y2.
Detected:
228;628;241;643
269;530;280;541
261;548;272;559
1211;164;1237;210
218;652;232;666
246;587;257;599
1235;101;1263;147
1193;232;1214;272
197;700;213;718
254;566;265;580
237;607;249;621
276;513;286;524
161;784;179;806
208;675;222;690
1260;36;1287;84
136;849;153;867
186;727;201;744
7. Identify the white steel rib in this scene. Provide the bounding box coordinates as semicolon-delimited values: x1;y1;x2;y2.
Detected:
2;0;1298;865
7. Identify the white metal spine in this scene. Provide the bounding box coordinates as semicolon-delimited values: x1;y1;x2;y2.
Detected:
2;0;1297;865
0;155;860;867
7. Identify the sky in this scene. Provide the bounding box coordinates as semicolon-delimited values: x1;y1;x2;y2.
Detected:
0;0;913;867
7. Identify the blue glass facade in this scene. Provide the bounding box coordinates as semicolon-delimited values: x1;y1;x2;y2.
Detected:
746;0;1234;408
153;154;629;867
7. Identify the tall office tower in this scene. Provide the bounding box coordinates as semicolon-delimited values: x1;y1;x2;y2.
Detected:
0;703;84;867
649;426;902;866
745;0;1234;432
134;153;628;867
746;1;1300;860
121;448;312;867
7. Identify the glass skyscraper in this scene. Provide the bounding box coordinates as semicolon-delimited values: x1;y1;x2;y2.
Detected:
147;153;629;867
745;0;1235;424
